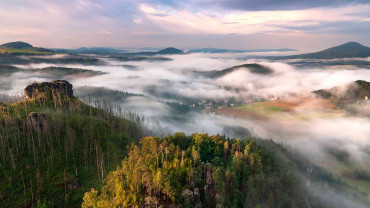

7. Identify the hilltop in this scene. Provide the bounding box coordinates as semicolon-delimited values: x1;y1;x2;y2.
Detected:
196;63;273;78
134;47;185;56
53;47;128;54
1;41;33;49
0;41;54;54
277;42;370;59
314;80;370;104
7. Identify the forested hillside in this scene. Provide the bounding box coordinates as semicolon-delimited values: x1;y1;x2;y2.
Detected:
1;80;367;208
0;81;142;207
314;80;370;105
82;134;313;208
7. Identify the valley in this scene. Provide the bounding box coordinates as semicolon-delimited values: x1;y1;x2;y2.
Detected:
0;40;370;208
2;1;370;207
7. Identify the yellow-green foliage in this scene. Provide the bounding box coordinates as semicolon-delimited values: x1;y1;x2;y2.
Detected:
82;133;302;208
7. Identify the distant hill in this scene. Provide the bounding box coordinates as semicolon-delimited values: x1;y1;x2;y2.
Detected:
277;42;370;59
0;65;106;78
196;63;273;78
0;65;21;75
157;47;184;54
134;47;185;56
75;86;144;102
288;59;370;69
314;80;370;104
0;41;54;54
46;46;184;56
1;41;33;49
53;47;129;54
189;48;297;53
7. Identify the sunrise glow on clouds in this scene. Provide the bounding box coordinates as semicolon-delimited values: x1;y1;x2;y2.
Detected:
0;0;369;49
139;3;370;35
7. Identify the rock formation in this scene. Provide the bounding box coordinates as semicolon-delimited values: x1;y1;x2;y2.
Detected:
24;80;73;100
27;112;47;132
56;178;81;190
65;179;80;190
181;188;202;208
204;163;222;208
144;196;159;208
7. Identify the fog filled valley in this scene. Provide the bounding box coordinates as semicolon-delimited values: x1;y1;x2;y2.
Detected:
1;40;370;208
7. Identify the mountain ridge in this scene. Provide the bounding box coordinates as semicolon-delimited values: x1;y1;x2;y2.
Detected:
276;41;370;59
189;48;297;53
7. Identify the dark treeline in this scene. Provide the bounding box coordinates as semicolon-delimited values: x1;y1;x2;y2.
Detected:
0;65;105;78
0;53;105;65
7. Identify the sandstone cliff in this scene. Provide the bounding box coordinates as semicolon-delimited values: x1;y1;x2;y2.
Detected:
24;80;73;100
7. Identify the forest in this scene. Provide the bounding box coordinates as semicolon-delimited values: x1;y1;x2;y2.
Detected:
0;80;311;208
0;81;143;207
82;133;310;208
1;80;368;208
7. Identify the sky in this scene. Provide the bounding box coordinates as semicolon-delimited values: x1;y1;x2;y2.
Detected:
0;0;369;50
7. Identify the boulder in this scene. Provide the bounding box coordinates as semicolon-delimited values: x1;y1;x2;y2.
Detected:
182;189;194;204
24;80;73;100
66;179;80;190
57;178;80;190
143;196;159;208
25;162;34;170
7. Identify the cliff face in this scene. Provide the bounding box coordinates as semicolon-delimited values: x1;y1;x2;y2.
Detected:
24;80;73;100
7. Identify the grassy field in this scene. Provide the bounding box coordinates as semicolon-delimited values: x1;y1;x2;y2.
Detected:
214;97;345;120
0;47;53;54
236;102;286;115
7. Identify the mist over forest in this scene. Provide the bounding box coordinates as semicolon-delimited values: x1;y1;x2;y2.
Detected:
1;41;370;207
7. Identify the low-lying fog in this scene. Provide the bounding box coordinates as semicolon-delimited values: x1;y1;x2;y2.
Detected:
2;52;370;183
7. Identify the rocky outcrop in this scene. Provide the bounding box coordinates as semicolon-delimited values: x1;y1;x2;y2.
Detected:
27;112;47;132
181;188;201;208
65;179;80;190
56;178;80;190
24;80;73;100
204;163;223;208
143;196;159;208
